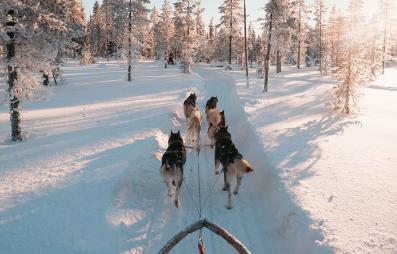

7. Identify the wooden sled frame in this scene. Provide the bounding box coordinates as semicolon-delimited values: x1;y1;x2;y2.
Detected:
158;219;252;254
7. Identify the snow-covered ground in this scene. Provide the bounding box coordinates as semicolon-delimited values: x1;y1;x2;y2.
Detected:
233;66;397;254
0;60;395;253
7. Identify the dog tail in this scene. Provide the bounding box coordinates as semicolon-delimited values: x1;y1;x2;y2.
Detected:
241;159;253;173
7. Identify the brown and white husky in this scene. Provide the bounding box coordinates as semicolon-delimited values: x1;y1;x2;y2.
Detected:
183;93;197;123
187;107;201;146
207;110;225;146
214;126;253;209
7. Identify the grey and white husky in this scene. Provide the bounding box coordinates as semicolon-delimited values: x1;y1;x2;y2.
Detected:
214;126;253;209
160;131;187;208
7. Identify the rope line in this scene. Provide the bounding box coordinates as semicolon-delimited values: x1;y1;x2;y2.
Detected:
202;169;224;212
183;178;201;217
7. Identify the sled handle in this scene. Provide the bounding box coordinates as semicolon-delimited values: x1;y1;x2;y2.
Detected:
158;219;252;254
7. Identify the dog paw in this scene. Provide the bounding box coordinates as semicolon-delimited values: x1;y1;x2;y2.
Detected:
233;191;238;195
225;205;233;210
222;187;227;191
175;200;180;208
215;171;220;175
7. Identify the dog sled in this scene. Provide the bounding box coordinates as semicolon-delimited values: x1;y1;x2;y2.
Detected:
159;219;251;254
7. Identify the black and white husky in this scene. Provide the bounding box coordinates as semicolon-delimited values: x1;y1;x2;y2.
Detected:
160;131;187;208
214;126;253;209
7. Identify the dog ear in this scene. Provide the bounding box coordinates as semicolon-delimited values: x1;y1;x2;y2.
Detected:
171;130;174;135
225;126;228;130
177;130;180;135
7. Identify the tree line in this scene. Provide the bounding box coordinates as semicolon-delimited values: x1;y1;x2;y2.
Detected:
1;0;396;142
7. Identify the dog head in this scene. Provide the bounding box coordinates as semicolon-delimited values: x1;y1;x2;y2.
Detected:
188;93;197;102
205;96;218;110
214;126;231;141
169;130;183;145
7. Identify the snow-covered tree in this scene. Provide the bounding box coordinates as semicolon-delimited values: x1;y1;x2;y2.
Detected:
314;0;327;73
247;21;256;67
333;0;371;114
218;0;244;64
291;0;309;69
0;0;76;141
173;0;202;73
262;0;290;92
156;0;174;62
205;17;216;62
378;0;396;74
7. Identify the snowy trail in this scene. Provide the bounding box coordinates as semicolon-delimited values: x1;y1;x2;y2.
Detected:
180;65;332;253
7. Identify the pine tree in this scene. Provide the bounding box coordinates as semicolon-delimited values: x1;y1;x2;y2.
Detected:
173;0;202;73
218;0;244;65
327;6;338;67
333;0;371;114
378;0;396;74
262;0;290;92
247;22;256;68
292;0;309;69
314;0;327;73
157;0;174;63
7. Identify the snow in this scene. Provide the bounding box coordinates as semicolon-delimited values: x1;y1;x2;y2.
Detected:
233;66;397;254
0;60;395;253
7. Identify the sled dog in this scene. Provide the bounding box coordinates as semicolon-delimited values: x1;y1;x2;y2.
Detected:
187;107;201;145
207;109;224;146
214;126;253;209
183;93;197;122
205;96;218;113
160;131;187;208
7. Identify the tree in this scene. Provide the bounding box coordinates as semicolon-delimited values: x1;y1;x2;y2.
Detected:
0;0;76;141
173;0;202;73
333;0;371;114
262;0;290;91
157;0;174;63
247;22;256;68
292;0;309;69
378;0;396;74
314;0;327;73
218;0;244;65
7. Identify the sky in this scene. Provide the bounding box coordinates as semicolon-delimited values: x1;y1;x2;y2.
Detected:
82;0;380;32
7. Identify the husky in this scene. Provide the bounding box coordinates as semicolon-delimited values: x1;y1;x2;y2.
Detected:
205;96;218;113
187;107;201;145
160;131;187;208
183;93;197;122
214;126;253;209
207;109;222;146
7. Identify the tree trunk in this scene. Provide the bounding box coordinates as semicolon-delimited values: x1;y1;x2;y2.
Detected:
382;1;388;75
243;0;249;87
319;2;323;73
264;12;273;93
6;10;22;142
276;50;281;73
128;0;132;81
297;1;301;69
229;0;233;65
